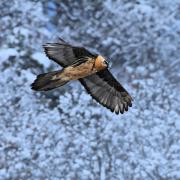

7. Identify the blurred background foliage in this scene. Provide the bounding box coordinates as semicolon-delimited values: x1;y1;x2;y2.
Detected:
0;0;180;179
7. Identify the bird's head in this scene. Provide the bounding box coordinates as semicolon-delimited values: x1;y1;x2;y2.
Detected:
95;55;109;71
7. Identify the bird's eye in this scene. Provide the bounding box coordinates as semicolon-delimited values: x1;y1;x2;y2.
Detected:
104;60;109;66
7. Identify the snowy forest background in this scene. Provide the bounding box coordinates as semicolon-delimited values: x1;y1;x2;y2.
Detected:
0;0;180;179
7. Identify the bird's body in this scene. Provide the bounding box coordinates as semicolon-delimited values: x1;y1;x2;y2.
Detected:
56;55;106;81
31;38;133;114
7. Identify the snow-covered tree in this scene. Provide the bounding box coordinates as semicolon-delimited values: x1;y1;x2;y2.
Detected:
0;0;180;179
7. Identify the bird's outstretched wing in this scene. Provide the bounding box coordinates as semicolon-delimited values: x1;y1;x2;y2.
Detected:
80;69;132;114
43;38;95;67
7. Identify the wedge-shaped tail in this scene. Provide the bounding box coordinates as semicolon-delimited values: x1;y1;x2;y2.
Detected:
31;70;68;91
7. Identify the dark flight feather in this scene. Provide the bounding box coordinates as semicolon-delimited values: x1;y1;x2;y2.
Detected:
70;57;90;67
31;70;68;91
80;69;132;114
43;39;96;67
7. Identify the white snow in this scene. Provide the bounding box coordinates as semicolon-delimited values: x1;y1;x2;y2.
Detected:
0;0;180;179
0;48;18;64
31;52;51;68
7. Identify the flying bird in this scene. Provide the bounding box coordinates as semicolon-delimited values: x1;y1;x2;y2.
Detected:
31;38;132;114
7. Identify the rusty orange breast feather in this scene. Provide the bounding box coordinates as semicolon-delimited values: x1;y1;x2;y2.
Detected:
59;56;107;81
94;55;107;71
60;58;96;80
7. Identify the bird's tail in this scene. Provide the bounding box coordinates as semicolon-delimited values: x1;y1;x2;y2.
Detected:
31;70;69;91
